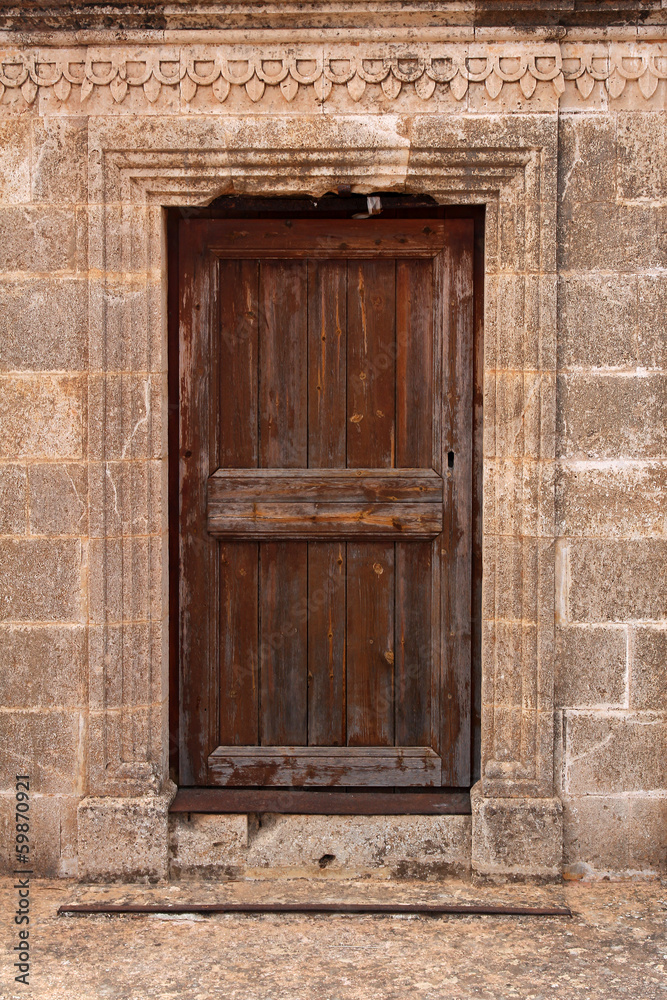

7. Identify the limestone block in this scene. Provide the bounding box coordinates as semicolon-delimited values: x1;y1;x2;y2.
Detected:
0;375;84;460
88;373;163;463
617;111;667;202
480;706;556;801
557;201;664;272
567;539;667;622
563;795;667;874
0;538;83;622
31;118;87;204
0;709;84;794
625;797;667;872
467;78;559;116
77;782;176;881
0;624;86;707
490;372;555;461
88;536;163;625
169;812;472;879
557;274;637;370
638;273;667;369
557;374;667;460
88;277;162;373
86;708;166;799
482;620;539;707
564;711;667;795
607;76;667;113
0;792;79;877
88;459;162;538
168;813;249;879
555;625;627;708
0;277;87;371
0;464;26;533
559;78;609;113
88;621;163;710
486;274;554;372
470;784;562;879
0;206;77;272
28;464;88;536
0;120;31;204
631;628;667;711
484;459;555;538
482;535;553;627
556;463;667;538
558;115;617;206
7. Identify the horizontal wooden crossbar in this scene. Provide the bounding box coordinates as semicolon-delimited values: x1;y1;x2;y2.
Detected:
207;746;442;787
207;468;444;539
205;218;447;257
208;468;443;502
207;501;443;539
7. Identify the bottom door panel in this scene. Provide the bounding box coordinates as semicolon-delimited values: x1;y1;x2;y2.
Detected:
207;746;442;786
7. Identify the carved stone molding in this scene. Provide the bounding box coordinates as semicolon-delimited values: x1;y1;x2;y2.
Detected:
1;41;666;108
87;114;557;803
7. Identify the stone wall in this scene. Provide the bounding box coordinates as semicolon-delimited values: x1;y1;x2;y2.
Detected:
555;99;667;875
0;14;664;878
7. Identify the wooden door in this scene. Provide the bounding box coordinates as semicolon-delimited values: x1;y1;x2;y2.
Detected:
177;217;473;789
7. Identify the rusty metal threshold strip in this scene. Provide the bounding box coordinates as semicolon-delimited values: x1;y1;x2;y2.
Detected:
59;902;571;917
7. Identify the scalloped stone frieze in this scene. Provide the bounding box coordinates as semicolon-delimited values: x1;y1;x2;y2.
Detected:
0;42;665;107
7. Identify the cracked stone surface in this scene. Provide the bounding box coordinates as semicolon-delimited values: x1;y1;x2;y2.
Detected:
2;876;666;999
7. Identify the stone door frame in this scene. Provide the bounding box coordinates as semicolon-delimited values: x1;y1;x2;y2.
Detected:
78;112;562;880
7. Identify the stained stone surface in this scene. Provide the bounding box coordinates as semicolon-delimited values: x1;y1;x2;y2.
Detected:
1;876;666;1000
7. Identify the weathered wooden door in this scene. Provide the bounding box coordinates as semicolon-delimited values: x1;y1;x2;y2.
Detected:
177;216;473;789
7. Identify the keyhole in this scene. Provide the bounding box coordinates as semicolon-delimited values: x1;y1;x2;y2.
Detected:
447;451;454;469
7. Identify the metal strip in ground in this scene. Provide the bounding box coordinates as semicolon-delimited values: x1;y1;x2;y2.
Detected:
59;902;571;917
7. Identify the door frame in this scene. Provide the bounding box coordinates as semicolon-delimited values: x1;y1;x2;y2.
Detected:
167;197;484;810
80;114;560;876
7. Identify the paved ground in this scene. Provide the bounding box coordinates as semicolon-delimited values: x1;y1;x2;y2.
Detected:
1;875;666;999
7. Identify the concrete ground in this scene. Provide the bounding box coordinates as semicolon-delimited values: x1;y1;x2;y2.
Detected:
1;875;666;999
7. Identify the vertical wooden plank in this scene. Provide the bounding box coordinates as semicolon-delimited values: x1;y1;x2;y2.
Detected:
218;259;260;746
440;219;475;786
219;545;259;745
346;260;396;746
259;260;308;745
308;259;347;468
219;259;260;467
346;259;396;468
307;260;347;746
346;543;395;746
395;259;434;748
396;258;433;468
259;541;308;745
395;541;433;746
178;221;219;784
307;542;346;745
259;260;308;468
